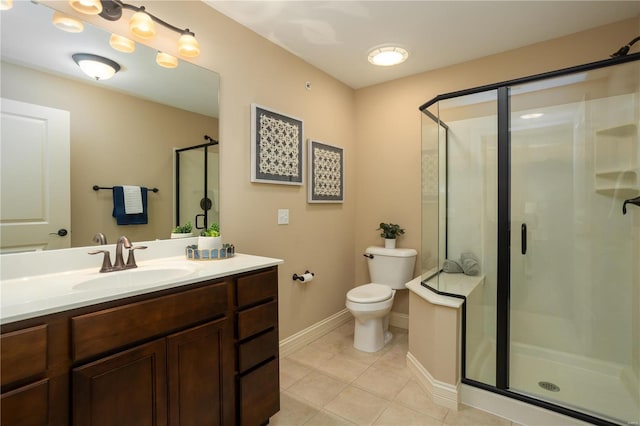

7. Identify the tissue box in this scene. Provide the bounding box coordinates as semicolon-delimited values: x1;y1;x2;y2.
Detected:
186;244;235;261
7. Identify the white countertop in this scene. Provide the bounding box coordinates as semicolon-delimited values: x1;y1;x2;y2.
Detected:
1;252;283;325
405;271;484;309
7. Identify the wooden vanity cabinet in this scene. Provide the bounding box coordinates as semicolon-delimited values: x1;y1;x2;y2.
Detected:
234;268;280;426
0;266;280;426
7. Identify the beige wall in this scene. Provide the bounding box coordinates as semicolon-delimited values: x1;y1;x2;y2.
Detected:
354;17;640;315
8;2;638;341
1;62;218;247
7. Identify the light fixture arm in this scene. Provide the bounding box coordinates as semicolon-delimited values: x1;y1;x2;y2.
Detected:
108;0;195;36
610;35;640;57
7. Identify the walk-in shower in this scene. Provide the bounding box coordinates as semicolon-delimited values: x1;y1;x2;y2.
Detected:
420;53;640;425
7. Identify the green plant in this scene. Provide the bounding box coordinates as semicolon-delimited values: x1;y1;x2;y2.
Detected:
200;222;220;237
172;221;192;234
377;222;405;239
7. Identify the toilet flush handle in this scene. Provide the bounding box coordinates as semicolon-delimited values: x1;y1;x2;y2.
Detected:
363;253;374;259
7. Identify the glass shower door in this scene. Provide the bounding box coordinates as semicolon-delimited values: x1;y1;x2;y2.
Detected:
508;62;640;425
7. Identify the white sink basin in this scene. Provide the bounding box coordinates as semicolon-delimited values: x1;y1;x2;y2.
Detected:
73;266;197;291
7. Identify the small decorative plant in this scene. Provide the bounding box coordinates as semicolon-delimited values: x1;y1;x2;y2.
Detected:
200;222;220;237
377;222;405;239
172;221;192;234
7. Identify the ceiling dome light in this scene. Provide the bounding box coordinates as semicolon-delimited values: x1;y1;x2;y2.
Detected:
109;34;135;53
177;32;200;58
72;53;120;80
0;0;13;11
68;0;102;15
367;46;409;67
520;113;544;120
52;11;84;33
130;10;156;39
156;52;178;69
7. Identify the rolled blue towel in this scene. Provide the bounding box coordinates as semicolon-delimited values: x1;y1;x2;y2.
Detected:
443;259;463;273
460;252;480;276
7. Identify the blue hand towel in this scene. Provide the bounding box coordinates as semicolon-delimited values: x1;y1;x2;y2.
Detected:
112;186;148;225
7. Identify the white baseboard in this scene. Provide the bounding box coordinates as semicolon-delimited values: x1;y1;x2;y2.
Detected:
279;309;352;357
390;311;408;329
406;351;459;411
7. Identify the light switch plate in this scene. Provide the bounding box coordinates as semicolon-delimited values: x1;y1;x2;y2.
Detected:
278;209;289;225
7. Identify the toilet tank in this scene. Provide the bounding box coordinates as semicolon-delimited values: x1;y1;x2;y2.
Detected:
366;246;417;290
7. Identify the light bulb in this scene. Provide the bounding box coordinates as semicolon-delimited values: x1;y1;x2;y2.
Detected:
68;0;102;15
52;11;84;33
109;34;135;53
178;33;200;58
129;10;156;39
156;52;178;69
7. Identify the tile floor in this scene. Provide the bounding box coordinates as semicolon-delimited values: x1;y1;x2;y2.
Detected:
273;320;519;426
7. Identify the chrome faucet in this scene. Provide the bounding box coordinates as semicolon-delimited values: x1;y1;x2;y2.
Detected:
113;236;132;270
92;232;108;245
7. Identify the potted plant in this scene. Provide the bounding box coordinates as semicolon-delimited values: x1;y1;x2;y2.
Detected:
171;221;193;239
377;222;405;249
198;222;222;250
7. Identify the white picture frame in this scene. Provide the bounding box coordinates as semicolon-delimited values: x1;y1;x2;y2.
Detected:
307;139;344;203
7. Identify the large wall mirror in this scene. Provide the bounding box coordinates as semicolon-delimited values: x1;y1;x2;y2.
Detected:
0;1;220;252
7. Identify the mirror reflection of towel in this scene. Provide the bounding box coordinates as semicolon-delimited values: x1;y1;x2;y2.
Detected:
460;252;480;276
113;186;148;225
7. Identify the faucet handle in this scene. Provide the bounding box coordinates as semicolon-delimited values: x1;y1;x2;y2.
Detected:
88;250;113;273
126;246;148;269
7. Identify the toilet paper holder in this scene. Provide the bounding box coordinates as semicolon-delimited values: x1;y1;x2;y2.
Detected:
292;270;315;282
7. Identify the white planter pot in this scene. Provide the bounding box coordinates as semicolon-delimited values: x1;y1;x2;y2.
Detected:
170;232;193;239
384;238;396;249
198;236;223;250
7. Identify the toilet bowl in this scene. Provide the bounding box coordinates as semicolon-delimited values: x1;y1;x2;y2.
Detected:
346;283;395;352
345;246;417;353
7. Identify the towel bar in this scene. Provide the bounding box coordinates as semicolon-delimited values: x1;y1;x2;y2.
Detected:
93;185;159;193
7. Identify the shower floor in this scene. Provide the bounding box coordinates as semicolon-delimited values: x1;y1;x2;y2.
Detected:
469;341;638;425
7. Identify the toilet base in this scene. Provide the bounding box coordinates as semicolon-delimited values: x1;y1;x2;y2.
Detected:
352;316;392;353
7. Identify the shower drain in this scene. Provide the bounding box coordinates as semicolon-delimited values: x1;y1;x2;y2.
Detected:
538;381;560;392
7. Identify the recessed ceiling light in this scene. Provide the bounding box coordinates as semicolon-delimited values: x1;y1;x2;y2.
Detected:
368;46;408;67
520;113;544;119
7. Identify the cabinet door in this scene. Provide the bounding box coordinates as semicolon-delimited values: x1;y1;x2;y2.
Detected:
72;339;167;426
1;379;49;426
166;319;231;426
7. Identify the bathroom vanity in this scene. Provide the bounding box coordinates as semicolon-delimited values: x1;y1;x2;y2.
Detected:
0;243;282;426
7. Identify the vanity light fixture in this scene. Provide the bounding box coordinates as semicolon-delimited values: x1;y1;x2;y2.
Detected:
156;51;178;69
0;0;13;11
177;31;200;58
129;8;155;39
72;53;120;80
69;0;201;60
109;33;135;53
367;46;409;66
69;0;102;15
52;11;84;33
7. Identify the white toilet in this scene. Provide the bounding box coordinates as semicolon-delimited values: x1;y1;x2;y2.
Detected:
345;246;417;352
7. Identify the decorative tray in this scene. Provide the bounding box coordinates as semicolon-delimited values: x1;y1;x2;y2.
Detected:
185;244;235;261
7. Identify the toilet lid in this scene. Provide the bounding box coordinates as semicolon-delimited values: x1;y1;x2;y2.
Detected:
347;283;393;303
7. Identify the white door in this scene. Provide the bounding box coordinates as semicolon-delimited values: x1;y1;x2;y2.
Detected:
1;98;70;253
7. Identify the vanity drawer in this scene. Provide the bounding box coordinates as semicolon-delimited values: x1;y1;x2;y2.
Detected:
236;268;278;307
1;324;48;386
71;281;227;361
238;357;279;426
236;301;277;340
1;379;49;426
237;328;278;373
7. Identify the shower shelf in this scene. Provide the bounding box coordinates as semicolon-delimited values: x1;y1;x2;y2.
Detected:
594;123;638;197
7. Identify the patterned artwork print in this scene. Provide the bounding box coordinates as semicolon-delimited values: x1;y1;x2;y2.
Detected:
258;114;300;179
251;104;303;185
309;140;343;202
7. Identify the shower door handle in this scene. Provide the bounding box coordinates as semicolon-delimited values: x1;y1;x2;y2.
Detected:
521;223;527;255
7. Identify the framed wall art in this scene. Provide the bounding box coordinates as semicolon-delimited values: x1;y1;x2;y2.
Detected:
251;104;304;185
308;139;344;203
